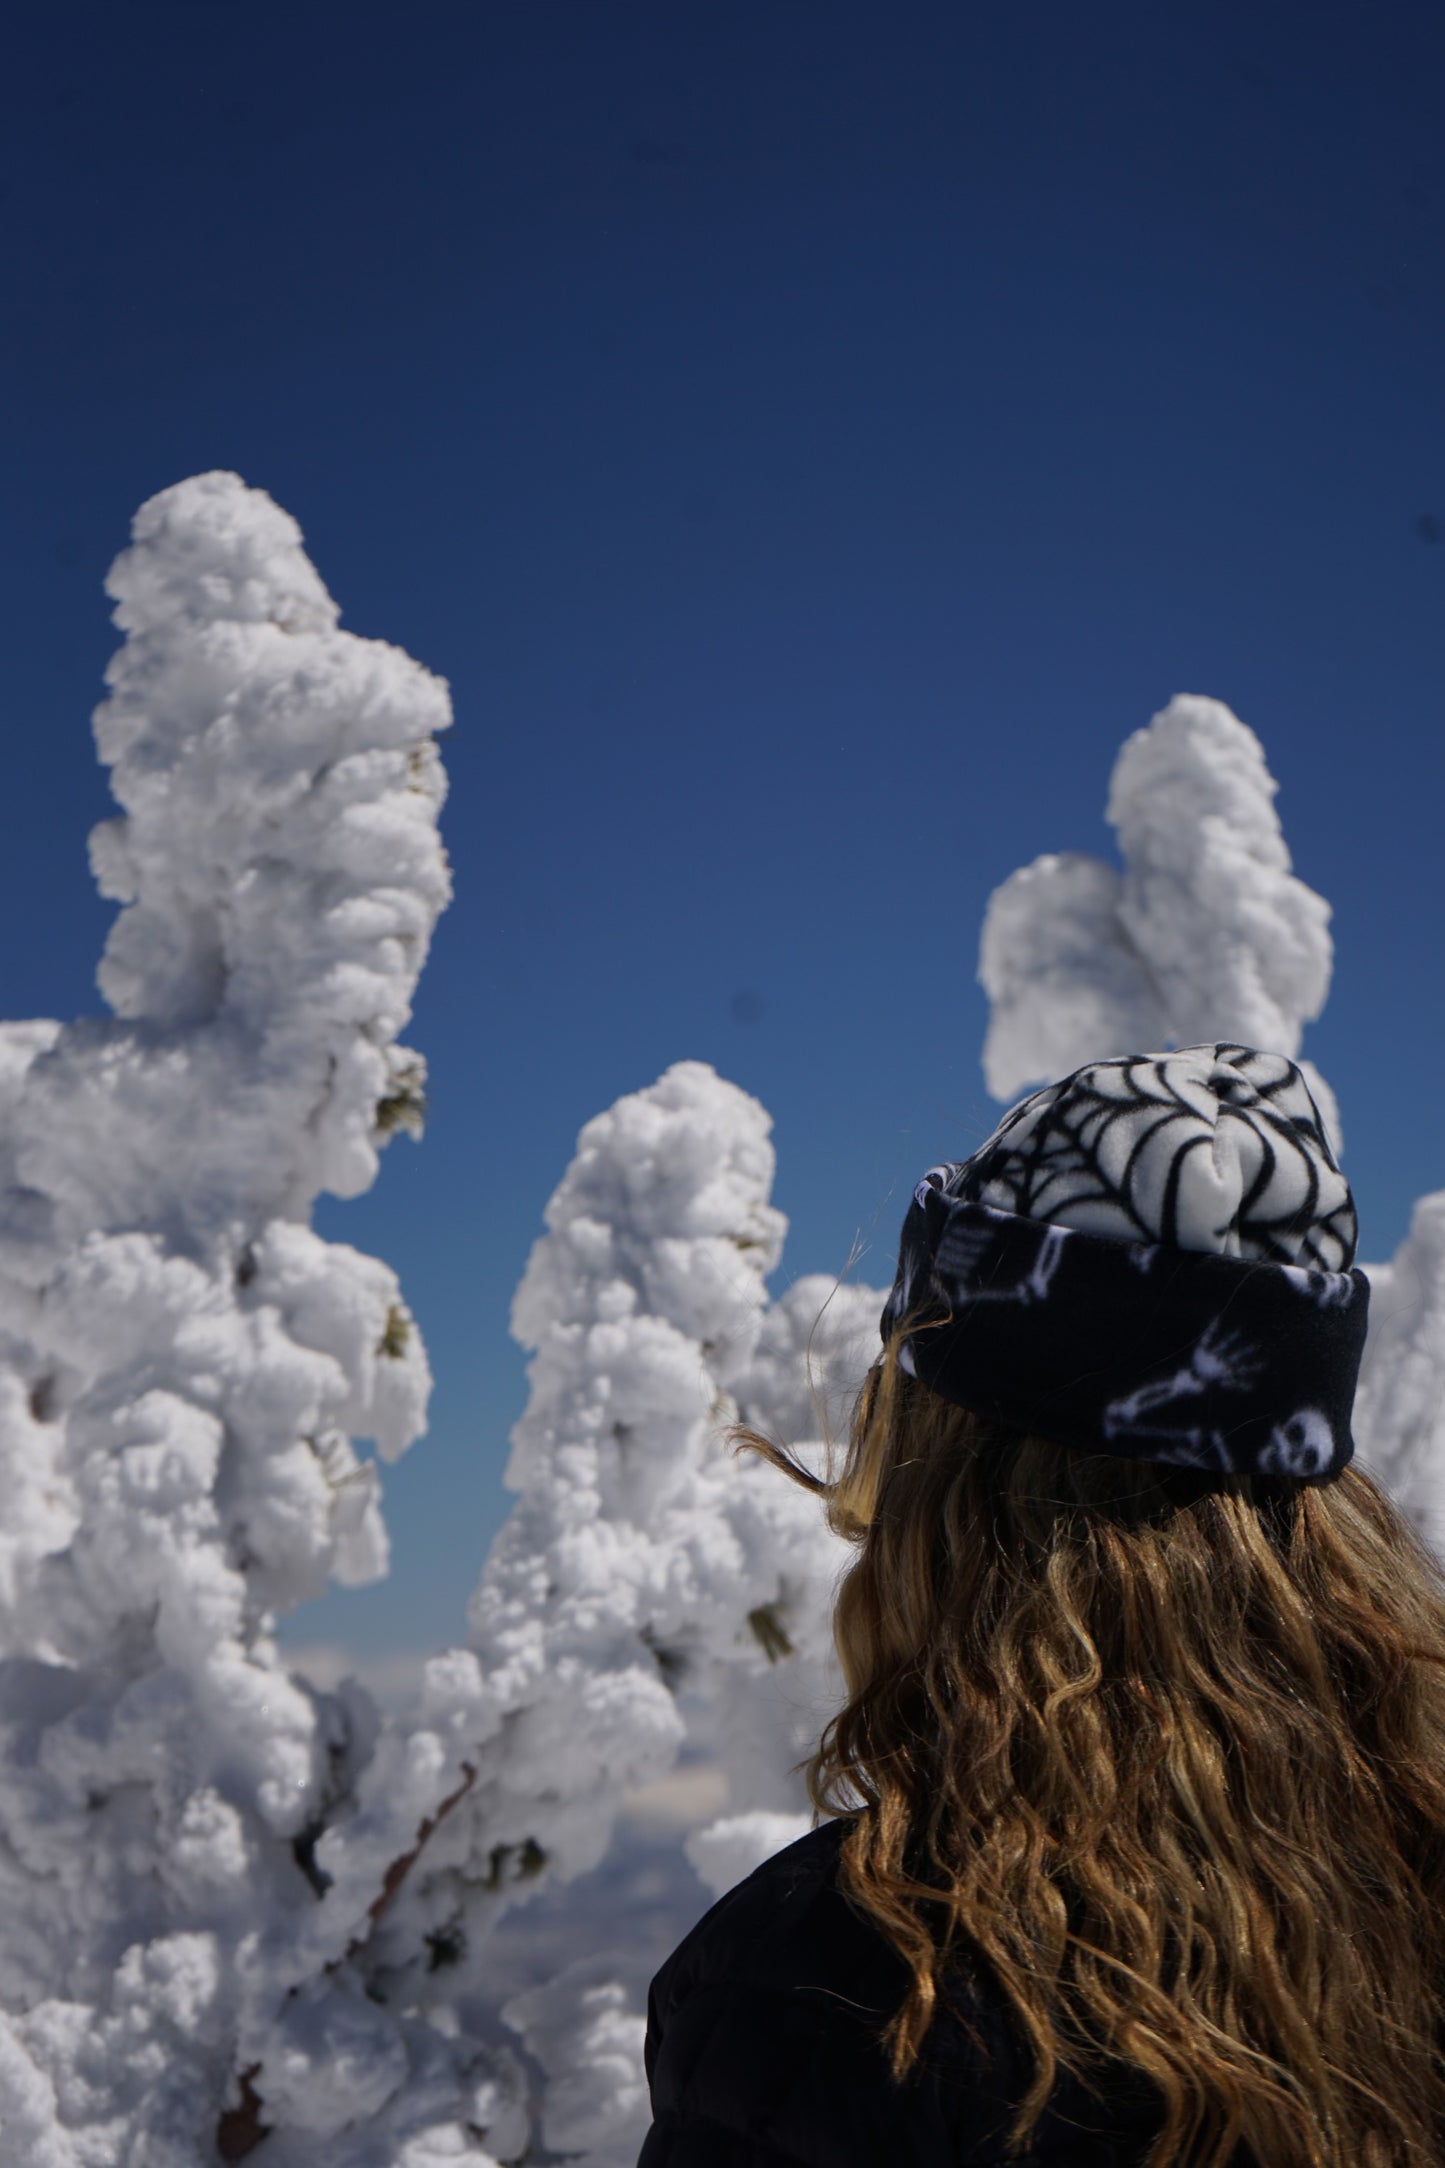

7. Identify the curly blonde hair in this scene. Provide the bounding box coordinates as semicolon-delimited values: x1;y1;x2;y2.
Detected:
736;1320;1445;2167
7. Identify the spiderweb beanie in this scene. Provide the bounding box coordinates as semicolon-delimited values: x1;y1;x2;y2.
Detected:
879;1045;1370;1482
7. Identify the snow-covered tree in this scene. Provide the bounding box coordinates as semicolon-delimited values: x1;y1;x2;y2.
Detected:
267;1060;859;2166
0;471;451;2165
980;693;1341;1146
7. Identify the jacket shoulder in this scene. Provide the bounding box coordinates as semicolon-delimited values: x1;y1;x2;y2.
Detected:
641;1819;1176;2167
649;1820;860;2018
643;1822;1033;2165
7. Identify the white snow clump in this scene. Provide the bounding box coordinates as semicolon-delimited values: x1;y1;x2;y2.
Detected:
685;1808;814;1900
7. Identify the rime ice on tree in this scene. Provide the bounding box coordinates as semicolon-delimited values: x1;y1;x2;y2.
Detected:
979;694;1340;1147
0;477;871;2168
288;1061;858;2166
0;473;451;2164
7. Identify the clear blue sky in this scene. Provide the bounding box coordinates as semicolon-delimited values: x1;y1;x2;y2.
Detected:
2;2;1441;1666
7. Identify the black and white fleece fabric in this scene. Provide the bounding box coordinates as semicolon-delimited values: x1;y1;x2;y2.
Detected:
880;1045;1370;1483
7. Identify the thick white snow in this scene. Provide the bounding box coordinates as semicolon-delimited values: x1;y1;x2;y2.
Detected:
980;694;1341;1150
0;473;453;2164
733;1272;885;1452
685;1809;813;1901
504;1959;650;2167
270;1060;857;2160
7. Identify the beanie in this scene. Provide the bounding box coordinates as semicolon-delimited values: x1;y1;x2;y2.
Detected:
879;1046;1369;1482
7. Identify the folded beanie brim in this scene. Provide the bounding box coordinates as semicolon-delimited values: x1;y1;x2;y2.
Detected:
885;1193;1369;1483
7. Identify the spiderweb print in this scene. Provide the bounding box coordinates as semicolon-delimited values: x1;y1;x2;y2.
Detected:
948;1044;1357;1269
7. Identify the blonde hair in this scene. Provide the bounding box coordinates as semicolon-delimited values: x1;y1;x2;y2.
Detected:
736;1319;1445;2167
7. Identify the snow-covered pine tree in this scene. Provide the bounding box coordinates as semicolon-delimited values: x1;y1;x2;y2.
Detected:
0;472;452;2166
279;1060;862;2166
979;693;1341;1145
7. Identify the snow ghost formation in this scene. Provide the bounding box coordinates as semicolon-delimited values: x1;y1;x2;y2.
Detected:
288;1060;864;2166
0;473;452;2165
979;694;1340;1149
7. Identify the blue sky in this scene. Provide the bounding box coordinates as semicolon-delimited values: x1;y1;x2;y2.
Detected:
2;2;1441;1665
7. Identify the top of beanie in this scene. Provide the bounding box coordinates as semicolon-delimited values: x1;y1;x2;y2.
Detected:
948;1043;1356;1271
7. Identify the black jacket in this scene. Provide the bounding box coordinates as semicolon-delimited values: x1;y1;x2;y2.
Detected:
638;1819;1184;2167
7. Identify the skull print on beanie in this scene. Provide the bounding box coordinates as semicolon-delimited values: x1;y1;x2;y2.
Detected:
880;1046;1370;1483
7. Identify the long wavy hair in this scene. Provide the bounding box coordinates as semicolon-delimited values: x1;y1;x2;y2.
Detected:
735;1317;1445;2168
